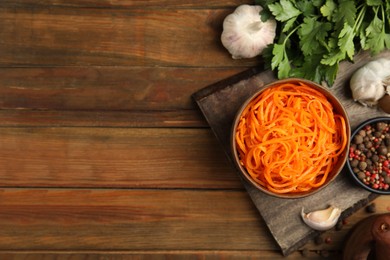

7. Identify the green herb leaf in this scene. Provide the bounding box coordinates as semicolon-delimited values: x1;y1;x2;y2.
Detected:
271;43;284;70
333;0;356;29
366;0;382;6
298;17;332;56
338;22;355;60
320;0;336;21
268;0;301;22
282;17;297;33
271;43;291;79
296;0;315;16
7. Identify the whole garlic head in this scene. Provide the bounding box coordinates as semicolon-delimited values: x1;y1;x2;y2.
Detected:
350;58;390;107
221;4;276;59
301;206;341;231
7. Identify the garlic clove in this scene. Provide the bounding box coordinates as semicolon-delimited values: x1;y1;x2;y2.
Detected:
350;58;390;107
301;206;341;231
221;4;276;59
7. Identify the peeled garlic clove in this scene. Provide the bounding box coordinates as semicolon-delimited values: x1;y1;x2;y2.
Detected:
301;206;341;231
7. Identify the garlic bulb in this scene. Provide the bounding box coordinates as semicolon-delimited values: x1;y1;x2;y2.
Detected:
350;58;390;107
301;206;341;231
221;4;276;59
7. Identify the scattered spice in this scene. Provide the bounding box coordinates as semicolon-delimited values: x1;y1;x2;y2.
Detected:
320;250;330;258
314;235;324;245
335;220;343;231
301;248;310;257
324;237;332;244
365;203;376;214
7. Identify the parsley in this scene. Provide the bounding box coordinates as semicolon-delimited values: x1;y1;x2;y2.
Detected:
255;0;390;86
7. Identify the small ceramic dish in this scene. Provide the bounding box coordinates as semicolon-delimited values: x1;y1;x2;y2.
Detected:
346;117;390;194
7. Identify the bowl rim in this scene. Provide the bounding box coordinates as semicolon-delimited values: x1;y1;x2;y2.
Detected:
346;116;390;195
230;78;351;198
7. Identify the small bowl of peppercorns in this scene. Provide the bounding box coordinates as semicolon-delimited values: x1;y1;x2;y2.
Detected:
347;117;390;194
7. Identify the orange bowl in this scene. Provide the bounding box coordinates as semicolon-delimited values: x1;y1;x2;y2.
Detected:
231;78;351;198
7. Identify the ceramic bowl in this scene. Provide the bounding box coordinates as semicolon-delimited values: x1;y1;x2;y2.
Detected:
231;78;351;198
346;117;390;194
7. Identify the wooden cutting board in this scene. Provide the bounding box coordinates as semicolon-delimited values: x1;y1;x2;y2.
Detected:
192;51;390;256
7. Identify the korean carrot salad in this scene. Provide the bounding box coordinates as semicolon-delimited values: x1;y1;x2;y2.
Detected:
235;81;347;194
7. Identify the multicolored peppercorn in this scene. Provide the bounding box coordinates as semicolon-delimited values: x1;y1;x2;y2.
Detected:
349;121;390;191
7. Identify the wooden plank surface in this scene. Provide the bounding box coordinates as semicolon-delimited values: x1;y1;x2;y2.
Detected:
0;7;256;67
0;128;240;189
0;189;388;256
0;189;270;250
1;1;390;259
2;0;252;8
0;67;243;111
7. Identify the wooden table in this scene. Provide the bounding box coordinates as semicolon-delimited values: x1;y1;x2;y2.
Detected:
1;1;389;259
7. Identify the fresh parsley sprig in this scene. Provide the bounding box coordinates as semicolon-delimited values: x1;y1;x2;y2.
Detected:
255;0;390;86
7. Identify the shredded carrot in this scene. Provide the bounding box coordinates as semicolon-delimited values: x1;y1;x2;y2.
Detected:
235;82;347;194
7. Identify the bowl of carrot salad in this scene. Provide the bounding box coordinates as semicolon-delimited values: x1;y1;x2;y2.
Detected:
231;78;350;198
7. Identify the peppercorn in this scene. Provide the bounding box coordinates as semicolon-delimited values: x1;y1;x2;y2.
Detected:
358;129;366;137
354;135;363;144
385;137;390;146
379;146;388;156
314;235;323;245
335;220;343;231
357;171;366;181
372;154;379;163
365;141;373;149
350;159;359;168
301;249;310;257
358;143;366;151
385;176;390;184
366;159;372;166
359;161;367;171
376;122;387;132
320;251;330;258
365;203;376;213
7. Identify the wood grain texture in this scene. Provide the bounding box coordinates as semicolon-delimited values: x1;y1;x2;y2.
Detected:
0;188;272;251
0;110;208;128
0;251;339;260
0;67;245;111
0;7;257;67
2;1;390;258
0;189;388;253
2;0;252;8
0;127;241;189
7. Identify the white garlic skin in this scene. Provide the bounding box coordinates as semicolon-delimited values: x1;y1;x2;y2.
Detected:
221;5;276;59
301;206;341;231
350;58;390;107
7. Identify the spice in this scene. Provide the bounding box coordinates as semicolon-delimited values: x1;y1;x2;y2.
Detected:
314;235;324;245
366;203;376;213
349;120;390;191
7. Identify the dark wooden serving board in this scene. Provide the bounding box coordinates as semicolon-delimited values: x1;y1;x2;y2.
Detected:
192;51;390;256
